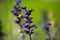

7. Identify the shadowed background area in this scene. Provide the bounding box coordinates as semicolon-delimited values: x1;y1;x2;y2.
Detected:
0;0;60;40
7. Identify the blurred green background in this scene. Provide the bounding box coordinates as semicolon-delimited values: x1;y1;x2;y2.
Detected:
0;0;60;40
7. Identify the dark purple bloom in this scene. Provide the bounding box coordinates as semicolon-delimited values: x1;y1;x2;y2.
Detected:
24;15;32;20
16;2;19;5
44;22;51;32
22;7;33;16
15;18;21;24
24;30;33;35
21;6;26;10
31;25;37;28
14;5;21;12
23;22;30;28
45;22;51;27
24;15;32;23
24;10;31;16
15;20;20;24
11;9;18;16
16;0;21;5
24;17;30;21
26;12;31;16
28;9;34;13
25;9;33;16
14;5;17;9
26;25;37;29
26;20;32;23
11;9;17;13
24;30;30;34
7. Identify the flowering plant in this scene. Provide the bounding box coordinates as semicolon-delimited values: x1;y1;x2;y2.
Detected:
11;0;37;40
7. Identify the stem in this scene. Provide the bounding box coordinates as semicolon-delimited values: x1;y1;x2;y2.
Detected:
29;34;32;40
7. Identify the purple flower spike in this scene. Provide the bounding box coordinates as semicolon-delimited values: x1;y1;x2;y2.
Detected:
44;22;51;40
11;0;25;40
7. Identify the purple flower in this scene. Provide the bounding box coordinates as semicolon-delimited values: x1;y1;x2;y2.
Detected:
45;22;51;27
25;9;33;16
22;7;33;16
14;5;17;9
16;0;21;5
21;6;26;10
23;22;35;29
24;30;30;34
24;15;32;20
26;12;31;16
23;22;30;28
28;9;33;13
11;9;17;13
24;15;32;23
44;22;51;32
24;10;28;14
11;9;18;16
15;18;21;24
26;20;32;23
23;10;31;16
24;30;33;35
26;25;37;29
31;25;37;28
14;5;21;12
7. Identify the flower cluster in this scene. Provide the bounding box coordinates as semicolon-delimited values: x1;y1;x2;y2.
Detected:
21;7;37;40
11;0;37;40
11;0;24;29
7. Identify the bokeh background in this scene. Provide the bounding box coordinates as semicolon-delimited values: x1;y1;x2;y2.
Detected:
0;0;60;40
